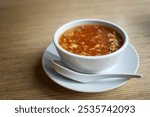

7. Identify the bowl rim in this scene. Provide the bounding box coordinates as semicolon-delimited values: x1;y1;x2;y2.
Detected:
53;19;129;59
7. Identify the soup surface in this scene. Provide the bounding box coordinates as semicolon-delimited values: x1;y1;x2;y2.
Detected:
59;24;124;56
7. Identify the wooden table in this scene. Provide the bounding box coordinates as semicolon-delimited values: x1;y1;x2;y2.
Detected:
0;0;149;99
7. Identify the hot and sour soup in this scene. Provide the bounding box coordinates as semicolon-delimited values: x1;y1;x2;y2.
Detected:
59;24;124;56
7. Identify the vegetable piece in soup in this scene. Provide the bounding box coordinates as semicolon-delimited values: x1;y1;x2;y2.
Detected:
59;24;124;56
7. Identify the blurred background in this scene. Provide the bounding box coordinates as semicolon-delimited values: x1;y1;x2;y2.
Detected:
0;0;150;99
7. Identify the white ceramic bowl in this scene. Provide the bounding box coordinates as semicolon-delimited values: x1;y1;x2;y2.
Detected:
53;19;129;73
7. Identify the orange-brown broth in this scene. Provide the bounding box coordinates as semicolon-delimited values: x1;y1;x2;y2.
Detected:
59;24;124;56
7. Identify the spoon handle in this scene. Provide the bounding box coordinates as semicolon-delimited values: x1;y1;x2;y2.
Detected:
94;73;142;78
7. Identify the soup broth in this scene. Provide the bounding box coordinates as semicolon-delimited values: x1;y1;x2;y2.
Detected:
59;24;124;56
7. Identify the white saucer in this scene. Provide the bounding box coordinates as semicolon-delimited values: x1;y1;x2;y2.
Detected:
42;42;139;93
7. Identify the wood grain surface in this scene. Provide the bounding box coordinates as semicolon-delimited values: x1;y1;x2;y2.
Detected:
0;0;150;99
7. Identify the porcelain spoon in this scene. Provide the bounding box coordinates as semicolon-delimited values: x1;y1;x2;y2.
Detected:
51;60;142;83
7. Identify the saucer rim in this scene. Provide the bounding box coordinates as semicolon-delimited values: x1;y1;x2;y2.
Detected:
42;43;139;93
